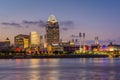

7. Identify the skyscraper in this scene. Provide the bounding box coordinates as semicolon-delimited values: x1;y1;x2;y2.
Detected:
46;15;60;46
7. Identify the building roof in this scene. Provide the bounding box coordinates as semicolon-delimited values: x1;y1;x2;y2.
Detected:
6;37;10;40
47;15;57;23
15;34;29;38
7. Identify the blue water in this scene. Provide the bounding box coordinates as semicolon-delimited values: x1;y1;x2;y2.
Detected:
0;58;120;80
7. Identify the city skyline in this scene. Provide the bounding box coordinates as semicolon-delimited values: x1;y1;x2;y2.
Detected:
0;0;120;44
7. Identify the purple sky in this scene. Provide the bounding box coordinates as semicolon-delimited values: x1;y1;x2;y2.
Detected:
0;0;120;44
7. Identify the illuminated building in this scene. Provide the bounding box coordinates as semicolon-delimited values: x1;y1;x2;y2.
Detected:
106;42;120;52
91;36;100;51
46;15;59;46
91;44;100;51
14;34;30;49
30;31;40;47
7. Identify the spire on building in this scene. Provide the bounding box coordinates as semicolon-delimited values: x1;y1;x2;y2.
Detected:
6;37;10;41
48;15;57;23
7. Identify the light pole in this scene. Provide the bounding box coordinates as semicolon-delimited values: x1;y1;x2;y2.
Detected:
79;32;82;52
83;33;85;52
79;32;86;53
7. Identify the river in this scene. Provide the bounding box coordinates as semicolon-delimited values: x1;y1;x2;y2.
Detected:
0;58;120;80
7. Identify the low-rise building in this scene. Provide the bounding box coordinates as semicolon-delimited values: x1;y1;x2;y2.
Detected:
106;43;120;52
0;37;10;51
14;34;30;50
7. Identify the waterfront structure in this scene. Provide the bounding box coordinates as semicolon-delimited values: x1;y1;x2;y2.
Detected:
106;42;120;52
91;44;100;51
30;31;40;48
95;36;99;44
46;15;60;46
64;45;89;53
5;37;10;47
79;32;86;51
90;36;100;51
14;34;30;50
0;37;10;51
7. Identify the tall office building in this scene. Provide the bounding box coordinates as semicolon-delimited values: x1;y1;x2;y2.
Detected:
30;31;40;47
46;15;60;45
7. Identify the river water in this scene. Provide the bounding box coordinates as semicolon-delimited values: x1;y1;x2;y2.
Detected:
0;58;120;80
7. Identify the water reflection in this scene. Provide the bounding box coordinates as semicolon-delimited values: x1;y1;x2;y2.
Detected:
0;58;120;80
28;59;59;80
15;59;21;65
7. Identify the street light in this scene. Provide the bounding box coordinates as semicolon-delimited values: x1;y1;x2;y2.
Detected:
79;32;82;51
79;32;86;53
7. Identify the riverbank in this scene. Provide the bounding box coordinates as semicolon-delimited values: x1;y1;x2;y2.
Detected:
0;54;110;59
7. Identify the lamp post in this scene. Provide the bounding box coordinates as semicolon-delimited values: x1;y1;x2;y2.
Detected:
83;33;85;52
79;32;86;53
79;32;82;52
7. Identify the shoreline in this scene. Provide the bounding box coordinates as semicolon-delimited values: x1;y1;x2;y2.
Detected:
0;54;110;59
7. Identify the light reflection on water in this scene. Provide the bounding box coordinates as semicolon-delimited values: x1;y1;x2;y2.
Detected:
0;58;120;80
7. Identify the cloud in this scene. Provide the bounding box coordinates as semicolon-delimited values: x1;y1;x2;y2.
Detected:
22;20;75;30
59;21;75;31
22;20;46;28
1;20;75;30
60;28;68;31
1;22;22;28
70;35;79;38
60;21;75;27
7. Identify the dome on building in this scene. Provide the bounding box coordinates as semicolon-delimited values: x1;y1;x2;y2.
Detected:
47;15;57;23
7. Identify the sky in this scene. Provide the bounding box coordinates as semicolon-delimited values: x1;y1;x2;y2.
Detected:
0;0;120;44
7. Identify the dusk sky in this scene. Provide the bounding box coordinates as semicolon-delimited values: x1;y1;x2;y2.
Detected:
0;0;120;44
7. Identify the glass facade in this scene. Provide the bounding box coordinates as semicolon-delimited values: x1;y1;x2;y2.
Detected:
30;31;40;47
46;15;59;45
